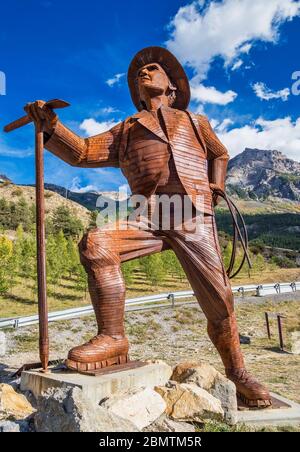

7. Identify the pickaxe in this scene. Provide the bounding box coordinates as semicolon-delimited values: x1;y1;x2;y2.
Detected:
4;99;70;372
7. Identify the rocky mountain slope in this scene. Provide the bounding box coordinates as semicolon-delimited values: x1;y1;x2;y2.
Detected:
44;184;128;212
227;148;300;202
0;182;91;227
1;148;299;223
0;174;11;185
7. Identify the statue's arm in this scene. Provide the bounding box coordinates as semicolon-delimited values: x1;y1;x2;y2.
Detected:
44;121;123;168
198;115;229;194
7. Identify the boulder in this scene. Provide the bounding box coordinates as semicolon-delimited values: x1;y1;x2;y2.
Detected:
239;334;251;345
291;332;300;355
0;332;6;357
0;420;20;432
171;361;218;390
210;374;237;425
171;361;237;425
101;387;166;430
0;384;35;420
34;386;138;432
143;415;195;433
155;381;224;423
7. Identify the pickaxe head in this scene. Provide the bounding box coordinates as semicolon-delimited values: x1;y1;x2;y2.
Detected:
3;98;70;133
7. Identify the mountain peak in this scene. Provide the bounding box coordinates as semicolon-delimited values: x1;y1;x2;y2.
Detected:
227;148;300;202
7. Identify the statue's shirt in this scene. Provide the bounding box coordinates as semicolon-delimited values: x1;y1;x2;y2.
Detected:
149;107;185;195
45;105;229;215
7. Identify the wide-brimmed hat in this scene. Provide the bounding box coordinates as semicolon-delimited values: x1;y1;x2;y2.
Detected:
128;46;190;111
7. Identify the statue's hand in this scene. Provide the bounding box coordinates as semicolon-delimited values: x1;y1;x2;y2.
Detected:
209;183;223;206
24;100;58;133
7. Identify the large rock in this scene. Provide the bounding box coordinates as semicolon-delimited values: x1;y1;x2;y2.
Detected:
171;362;237;425
210;374;237;425
0;420;20;432
34;387;138;432
171;361;218;390
239;334;251;345
0;384;35;420
155;381;224;423
0;332;6;357
291;332;300;355
101;387;166;430
144;415;195;433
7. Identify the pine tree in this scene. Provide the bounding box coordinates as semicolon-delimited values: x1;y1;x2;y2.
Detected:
51;205;84;238
253;253;266;273
0;236;14;294
140;254;165;288
66;237;80;277
122;260;138;286
222;242;233;271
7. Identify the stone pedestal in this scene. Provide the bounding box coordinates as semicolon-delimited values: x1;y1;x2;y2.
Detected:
21;361;172;407
237;393;300;427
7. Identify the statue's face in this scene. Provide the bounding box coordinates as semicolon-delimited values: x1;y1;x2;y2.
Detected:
137;63;170;100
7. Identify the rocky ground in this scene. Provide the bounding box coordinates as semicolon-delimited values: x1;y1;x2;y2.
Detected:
0;293;299;432
1;293;300;400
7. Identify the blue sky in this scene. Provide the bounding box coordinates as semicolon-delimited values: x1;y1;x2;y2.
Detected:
0;0;300;192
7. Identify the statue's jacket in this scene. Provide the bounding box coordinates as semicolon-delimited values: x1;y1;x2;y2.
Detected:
45;106;229;215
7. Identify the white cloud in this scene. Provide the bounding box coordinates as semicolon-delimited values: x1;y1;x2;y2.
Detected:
253;82;290;101
231;59;243;71
191;83;237;105
214;118;234;133
69;177;99;193
99;106;120;114
106;73;126;87
79;118;119;136
215;116;300;161
166;0;300;79
0;140;33;158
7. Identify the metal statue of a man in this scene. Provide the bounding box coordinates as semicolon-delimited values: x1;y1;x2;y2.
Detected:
25;47;271;407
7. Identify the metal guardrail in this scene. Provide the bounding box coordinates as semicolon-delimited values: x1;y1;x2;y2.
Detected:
0;282;299;330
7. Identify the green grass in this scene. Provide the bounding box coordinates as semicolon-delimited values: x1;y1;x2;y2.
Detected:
1;266;300;320
197;421;300;432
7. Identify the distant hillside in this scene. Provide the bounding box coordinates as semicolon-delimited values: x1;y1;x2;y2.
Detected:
0;183;91;227
44;183;128;212
0;174;11;185
227;148;300;202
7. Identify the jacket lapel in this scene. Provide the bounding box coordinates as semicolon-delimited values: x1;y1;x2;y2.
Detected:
131;110;169;144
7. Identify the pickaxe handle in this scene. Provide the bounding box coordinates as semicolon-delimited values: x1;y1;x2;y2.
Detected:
4;99;70;133
3;98;70;373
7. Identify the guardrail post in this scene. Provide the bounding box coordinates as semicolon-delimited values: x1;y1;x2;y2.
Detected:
14;319;19;329
291;282;296;293
257;285;263;297
265;313;271;340
238;287;245;298
275;283;280;294
168;294;175;308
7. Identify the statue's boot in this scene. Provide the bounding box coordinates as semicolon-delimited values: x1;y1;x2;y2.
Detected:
66;264;129;373
208;313;272;407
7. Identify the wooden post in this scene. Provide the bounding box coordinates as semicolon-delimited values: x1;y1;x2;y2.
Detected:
277;315;285;352
4;99;69;372
35;123;49;372
265;312;271;340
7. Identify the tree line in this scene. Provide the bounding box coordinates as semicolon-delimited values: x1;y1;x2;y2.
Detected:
0;197;280;297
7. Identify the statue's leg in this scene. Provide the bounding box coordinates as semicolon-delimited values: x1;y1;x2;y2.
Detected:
66;225;166;373
166;214;271;407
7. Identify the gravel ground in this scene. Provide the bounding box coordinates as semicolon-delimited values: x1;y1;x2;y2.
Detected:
1;293;300;404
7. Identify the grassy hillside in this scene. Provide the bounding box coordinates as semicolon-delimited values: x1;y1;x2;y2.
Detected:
0;183;91;228
216;196;300;252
